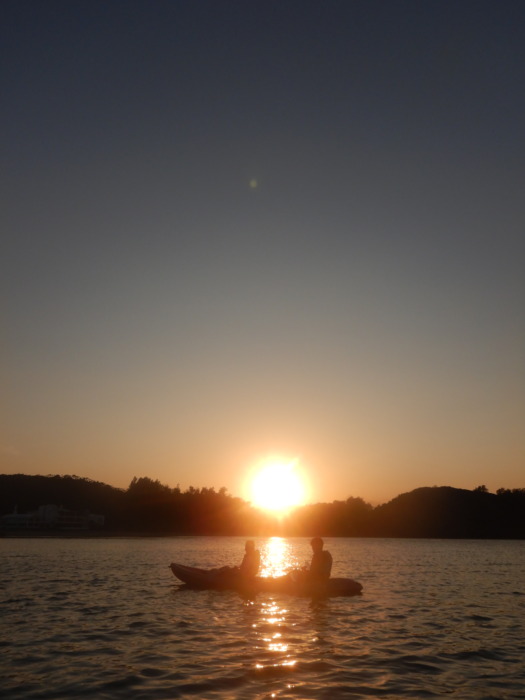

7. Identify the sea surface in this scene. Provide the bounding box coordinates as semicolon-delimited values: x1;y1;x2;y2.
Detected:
1;537;524;699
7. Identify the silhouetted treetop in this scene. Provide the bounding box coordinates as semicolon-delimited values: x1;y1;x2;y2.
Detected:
1;475;524;538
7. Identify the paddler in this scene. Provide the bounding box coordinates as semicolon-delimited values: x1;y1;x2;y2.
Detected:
308;537;332;582
239;539;261;580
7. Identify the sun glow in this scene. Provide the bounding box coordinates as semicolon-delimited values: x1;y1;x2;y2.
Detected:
249;457;307;514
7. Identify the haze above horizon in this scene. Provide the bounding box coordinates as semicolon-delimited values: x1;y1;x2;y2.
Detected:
2;1;524;505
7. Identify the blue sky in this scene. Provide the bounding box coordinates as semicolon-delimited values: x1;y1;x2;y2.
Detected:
2;0;524;504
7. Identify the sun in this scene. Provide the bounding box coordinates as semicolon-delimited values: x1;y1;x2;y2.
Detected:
249;457;307;514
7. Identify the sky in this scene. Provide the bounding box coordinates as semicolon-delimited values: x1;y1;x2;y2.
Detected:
2;0;524;506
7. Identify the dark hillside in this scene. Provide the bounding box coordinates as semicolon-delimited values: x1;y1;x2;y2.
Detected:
372;486;524;538
0;474;126;529
0;474;123;513
1;475;524;537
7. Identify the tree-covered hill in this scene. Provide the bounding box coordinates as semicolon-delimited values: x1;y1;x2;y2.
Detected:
370;486;524;538
1;474;524;538
0;474;124;524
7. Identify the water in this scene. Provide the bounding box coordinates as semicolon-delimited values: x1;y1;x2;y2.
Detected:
1;537;524;699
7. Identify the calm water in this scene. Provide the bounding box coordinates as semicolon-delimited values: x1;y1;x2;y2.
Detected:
1;537;524;699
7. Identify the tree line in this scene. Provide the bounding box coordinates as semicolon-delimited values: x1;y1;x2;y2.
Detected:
1;474;524;538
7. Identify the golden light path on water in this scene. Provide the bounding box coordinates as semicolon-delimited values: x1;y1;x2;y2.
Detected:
247;538;306;680
259;536;301;578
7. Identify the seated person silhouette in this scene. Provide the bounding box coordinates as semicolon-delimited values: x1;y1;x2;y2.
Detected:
307;537;332;582
239;539;261;580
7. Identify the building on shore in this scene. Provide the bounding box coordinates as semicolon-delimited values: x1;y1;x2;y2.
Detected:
1;504;105;531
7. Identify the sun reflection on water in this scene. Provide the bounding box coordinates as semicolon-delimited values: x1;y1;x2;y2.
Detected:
261;600;287;626
242;539;309;678
260;537;300;578
265;631;288;653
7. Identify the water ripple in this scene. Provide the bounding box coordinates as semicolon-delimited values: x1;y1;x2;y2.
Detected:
1;537;525;699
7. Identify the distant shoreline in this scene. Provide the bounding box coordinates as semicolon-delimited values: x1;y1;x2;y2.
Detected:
2;532;524;541
2;476;525;539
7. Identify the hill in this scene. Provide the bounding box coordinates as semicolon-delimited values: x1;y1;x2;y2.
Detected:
1;475;524;538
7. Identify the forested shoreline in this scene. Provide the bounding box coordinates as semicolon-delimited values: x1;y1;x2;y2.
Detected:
1;474;524;538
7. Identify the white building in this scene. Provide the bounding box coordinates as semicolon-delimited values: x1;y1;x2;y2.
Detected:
1;505;105;531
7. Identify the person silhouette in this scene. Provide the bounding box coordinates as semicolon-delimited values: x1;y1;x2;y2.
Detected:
307;537;332;582
239;540;261;580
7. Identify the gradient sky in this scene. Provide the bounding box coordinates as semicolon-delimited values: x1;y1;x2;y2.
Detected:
2;0;524;505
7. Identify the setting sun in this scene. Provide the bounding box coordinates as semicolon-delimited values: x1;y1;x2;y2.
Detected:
249;457;307;514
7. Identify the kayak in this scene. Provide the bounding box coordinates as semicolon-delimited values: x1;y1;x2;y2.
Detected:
169;562;363;597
